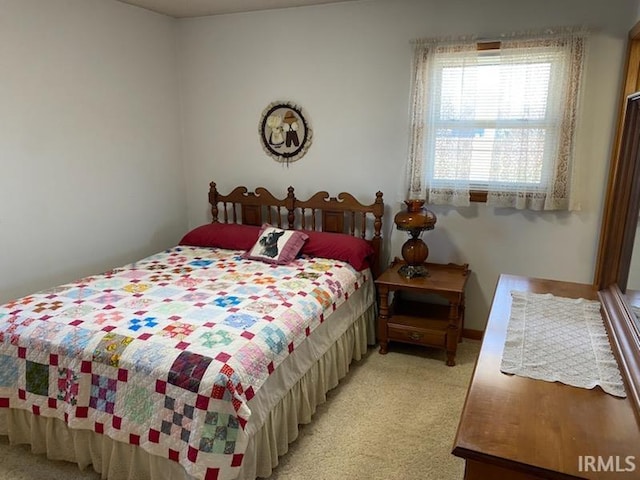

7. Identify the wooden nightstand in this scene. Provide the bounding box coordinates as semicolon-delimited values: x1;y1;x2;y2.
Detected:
375;259;470;366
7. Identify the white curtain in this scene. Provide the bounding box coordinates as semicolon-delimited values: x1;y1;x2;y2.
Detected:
406;28;588;210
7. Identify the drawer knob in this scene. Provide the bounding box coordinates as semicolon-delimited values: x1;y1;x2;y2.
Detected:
409;332;423;341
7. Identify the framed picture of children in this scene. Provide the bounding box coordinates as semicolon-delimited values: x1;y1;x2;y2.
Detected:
259;101;313;164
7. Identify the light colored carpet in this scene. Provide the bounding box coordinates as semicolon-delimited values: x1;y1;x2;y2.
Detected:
0;341;480;480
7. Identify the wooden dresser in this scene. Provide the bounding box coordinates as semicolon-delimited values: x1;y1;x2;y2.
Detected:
452;275;640;479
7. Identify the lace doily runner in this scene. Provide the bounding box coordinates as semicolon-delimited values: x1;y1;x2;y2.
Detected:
500;291;626;397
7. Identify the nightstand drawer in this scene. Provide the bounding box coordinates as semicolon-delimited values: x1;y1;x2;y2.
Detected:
388;324;446;347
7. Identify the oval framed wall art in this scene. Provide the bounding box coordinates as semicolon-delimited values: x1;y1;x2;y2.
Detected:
259;101;313;164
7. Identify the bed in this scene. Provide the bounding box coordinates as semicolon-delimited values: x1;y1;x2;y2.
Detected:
0;183;384;480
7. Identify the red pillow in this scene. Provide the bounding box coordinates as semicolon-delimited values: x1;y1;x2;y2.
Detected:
179;223;261;251
300;230;375;271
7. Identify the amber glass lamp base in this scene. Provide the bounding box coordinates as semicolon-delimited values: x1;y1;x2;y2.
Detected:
394;199;436;279
399;237;429;278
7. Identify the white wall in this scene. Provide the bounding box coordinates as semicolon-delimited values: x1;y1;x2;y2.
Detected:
2;0;635;331
178;0;636;330
0;0;185;303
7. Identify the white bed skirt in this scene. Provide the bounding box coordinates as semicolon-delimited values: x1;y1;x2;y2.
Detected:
0;305;375;480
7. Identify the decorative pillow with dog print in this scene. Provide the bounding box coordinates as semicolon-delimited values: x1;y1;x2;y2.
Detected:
243;224;309;264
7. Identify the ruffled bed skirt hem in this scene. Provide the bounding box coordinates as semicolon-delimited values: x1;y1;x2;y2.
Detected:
0;305;375;480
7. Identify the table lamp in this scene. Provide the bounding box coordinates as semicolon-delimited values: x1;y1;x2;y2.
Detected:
394;199;437;278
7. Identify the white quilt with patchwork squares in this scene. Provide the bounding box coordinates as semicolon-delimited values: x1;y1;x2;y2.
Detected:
0;246;367;480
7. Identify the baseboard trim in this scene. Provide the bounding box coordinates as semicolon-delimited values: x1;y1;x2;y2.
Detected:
462;328;484;340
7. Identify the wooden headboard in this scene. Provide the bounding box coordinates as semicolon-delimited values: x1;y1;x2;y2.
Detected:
208;182;385;277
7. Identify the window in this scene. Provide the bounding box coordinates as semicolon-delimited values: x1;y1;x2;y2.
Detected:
407;29;587;210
